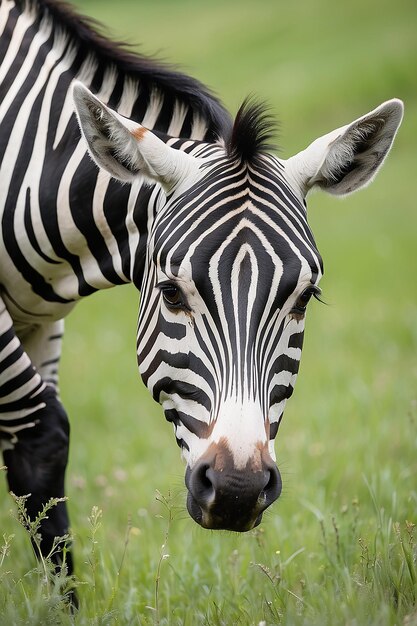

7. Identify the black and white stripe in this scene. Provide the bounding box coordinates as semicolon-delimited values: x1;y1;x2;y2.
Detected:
137;137;323;469
0;0;403;569
0;0;229;434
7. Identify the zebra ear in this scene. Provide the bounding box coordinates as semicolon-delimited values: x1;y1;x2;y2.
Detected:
72;82;195;192
285;99;404;197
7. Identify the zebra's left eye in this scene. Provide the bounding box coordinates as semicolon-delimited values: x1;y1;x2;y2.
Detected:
160;284;185;308
291;286;321;316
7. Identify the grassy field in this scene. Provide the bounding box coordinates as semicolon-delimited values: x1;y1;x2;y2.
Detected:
1;0;417;624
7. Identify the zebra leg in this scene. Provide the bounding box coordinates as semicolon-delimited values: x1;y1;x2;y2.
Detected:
3;387;72;568
0;308;74;586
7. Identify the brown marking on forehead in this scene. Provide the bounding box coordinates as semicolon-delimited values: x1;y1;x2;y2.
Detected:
251;440;270;471
197;438;232;472
199;437;270;472
264;418;270;440
132;126;148;141
212;437;233;471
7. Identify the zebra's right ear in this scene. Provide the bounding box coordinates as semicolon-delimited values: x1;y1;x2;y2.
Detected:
72;82;196;192
285;99;403;197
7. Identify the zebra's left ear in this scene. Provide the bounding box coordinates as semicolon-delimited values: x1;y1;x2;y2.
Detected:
73;82;196;193
285;99;404;197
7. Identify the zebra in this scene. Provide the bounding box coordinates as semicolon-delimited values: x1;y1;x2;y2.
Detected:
0;0;403;583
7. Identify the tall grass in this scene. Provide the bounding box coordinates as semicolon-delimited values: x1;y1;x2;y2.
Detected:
1;474;416;623
1;0;416;623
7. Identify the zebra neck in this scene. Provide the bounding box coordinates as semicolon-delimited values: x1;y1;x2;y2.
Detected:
0;1;227;307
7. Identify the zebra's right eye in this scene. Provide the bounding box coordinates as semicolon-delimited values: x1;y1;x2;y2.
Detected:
160;284;185;308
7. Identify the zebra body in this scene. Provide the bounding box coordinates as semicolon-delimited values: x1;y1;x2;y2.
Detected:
0;0;403;586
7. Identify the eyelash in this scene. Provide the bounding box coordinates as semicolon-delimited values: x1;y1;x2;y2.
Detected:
158;282;323;316
290;286;323;316
158;282;190;311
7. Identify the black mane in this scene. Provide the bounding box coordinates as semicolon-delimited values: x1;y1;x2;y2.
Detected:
227;98;278;164
16;0;232;140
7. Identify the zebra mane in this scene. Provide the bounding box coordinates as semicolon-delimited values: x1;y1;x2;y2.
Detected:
16;0;232;141
227;98;278;164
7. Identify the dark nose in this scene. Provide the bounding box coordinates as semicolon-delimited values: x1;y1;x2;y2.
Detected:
185;450;282;531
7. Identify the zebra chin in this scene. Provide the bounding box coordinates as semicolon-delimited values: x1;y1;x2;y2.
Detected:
185;491;266;532
184;439;282;532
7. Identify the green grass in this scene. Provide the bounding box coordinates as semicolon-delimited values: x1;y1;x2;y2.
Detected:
1;0;417;623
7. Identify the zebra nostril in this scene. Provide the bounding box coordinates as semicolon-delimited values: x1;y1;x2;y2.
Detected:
191;462;215;505
262;463;282;505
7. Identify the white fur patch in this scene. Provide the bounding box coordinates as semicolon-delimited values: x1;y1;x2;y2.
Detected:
184;394;267;470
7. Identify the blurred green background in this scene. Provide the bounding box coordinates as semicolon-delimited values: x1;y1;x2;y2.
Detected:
3;0;417;622
64;0;416;517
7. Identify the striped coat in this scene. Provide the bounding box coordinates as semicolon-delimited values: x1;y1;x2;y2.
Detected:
0;0;403;595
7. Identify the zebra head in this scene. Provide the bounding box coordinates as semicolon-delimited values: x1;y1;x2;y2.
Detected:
74;84;403;531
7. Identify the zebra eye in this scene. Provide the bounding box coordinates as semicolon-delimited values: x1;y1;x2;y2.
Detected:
160;284;184;308
291;286;321;316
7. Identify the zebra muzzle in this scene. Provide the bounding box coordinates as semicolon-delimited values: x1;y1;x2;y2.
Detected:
184;441;282;531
